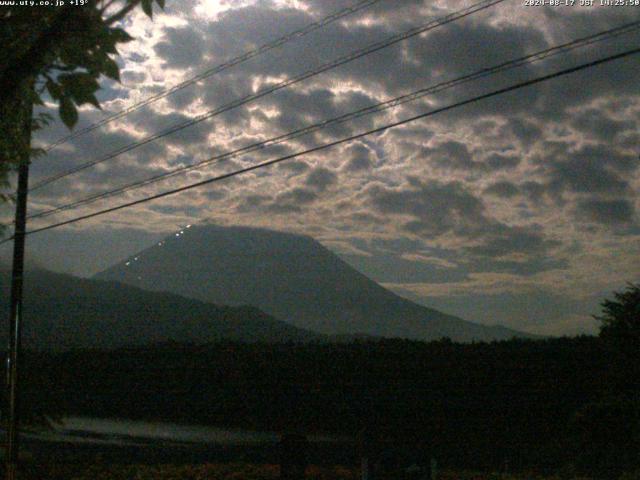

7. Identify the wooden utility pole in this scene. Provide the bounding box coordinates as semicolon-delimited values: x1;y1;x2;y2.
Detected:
4;79;33;480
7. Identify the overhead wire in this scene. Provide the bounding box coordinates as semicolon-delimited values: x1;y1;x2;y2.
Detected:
43;0;386;151
22;20;640;223
29;0;505;192
1;45;637;245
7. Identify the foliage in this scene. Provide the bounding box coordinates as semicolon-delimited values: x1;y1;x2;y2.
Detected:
619;471;640;480
0;0;165;199
594;283;640;397
5;289;637;476
19;336;611;472
596;283;640;350
568;398;640;479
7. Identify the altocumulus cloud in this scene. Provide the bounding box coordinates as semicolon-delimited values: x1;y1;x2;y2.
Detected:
11;0;640;335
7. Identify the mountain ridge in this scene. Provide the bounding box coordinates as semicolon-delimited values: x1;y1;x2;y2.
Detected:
0;267;322;350
95;224;533;342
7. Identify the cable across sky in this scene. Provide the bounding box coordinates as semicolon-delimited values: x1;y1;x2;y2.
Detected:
30;0;505;192
23;20;640;223
1;45;636;246
43;0;386;152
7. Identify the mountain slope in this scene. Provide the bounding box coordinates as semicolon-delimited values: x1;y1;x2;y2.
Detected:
0;268;321;350
95;224;531;342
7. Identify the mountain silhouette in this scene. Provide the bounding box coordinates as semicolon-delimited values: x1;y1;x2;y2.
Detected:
95;224;532;341
0;267;320;350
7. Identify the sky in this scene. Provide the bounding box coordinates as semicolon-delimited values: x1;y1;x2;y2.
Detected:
1;0;639;336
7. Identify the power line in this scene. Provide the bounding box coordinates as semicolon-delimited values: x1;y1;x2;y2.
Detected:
30;0;505;192
2;45;637;245
43;0;386;151
23;20;640;223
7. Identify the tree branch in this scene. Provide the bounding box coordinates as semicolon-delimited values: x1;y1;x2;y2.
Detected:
104;0;140;25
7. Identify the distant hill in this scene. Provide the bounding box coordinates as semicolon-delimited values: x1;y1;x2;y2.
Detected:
95;224;533;342
0;268;320;350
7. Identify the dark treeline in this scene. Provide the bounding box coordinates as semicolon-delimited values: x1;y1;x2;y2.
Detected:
16;336;640;476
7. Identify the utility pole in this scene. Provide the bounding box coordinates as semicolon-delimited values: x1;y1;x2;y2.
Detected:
5;79;33;480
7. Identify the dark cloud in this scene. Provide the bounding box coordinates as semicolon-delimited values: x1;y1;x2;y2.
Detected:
209;5;322;62
368;177;489;238
619;131;640;151
507;117;543;149
467;255;569;277
154;26;206;69
139;111;212;146
401;21;546;120
198;72;255;128
464;224;560;258
343;143;375;172
120;70;147;85
520;181;547;205
423;142;520;172
484;181;519;198
299;0;425;20
539;46;640;119
164;87;200;110
576;198;635;226
534;144;639;199
557;160;631;195
260;88;355;142
235;193;272;213
148;204;195;215
483;152;520;171
276;187;318;205
235;186;319;216
571;108;629;142
200;1;480;100
368;177;561;266
29;127;174;210
277;161;310;175
247;85;379;149
424;140;475;171
201;188;227;202
23;0;640;338
305;167;337;192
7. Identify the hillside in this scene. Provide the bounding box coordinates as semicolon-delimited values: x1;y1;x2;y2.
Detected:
95;224;531;342
0;268;320;350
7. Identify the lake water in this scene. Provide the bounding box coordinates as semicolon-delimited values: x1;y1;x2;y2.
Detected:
24;416;347;447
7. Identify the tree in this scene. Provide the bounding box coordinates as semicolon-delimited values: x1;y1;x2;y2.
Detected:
569;397;640;478
0;0;165;201
595;282;640;401
596;282;640;350
0;0;166;433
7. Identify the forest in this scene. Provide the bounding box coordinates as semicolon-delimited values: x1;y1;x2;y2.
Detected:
16;333;640;478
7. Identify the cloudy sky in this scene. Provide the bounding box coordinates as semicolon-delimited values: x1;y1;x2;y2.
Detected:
2;0;639;336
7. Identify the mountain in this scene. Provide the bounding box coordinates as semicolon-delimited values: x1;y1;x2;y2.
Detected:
0;268;321;350
95;224;532;342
